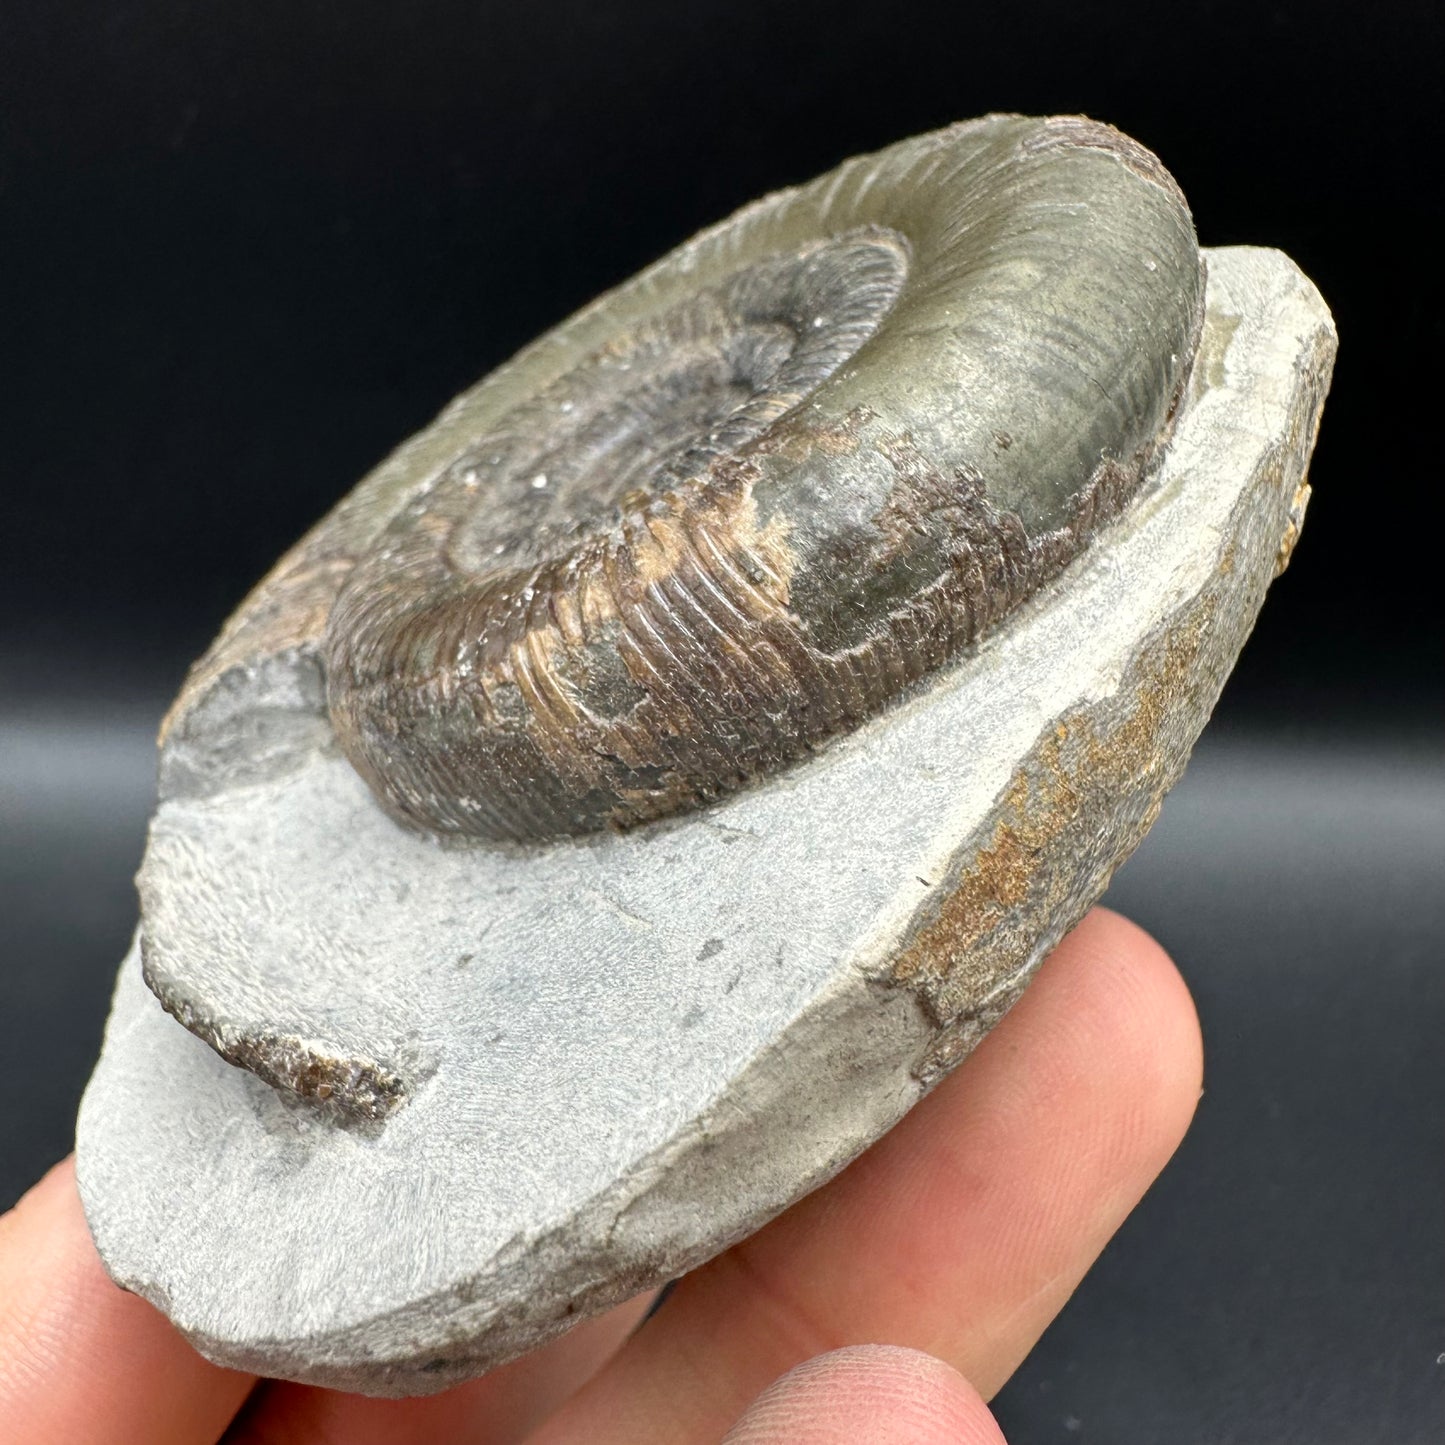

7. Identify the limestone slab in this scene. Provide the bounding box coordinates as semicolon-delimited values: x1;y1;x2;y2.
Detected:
76;247;1335;1394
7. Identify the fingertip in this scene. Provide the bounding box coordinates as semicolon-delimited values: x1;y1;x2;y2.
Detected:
722;1345;1006;1444
1056;906;1205;1151
852;905;1206;1399
1;1155;77;1233
911;905;1203;1218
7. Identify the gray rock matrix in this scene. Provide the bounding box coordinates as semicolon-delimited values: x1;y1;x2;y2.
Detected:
77;245;1334;1394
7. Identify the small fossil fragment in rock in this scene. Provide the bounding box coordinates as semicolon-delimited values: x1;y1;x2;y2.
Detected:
77;115;1334;1396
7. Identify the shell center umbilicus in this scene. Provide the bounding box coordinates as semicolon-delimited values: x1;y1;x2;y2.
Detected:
444;232;910;575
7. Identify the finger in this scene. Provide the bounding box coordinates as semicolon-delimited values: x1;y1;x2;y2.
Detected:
0;1157;256;1445
721;1345;1006;1444
223;1290;657;1445
527;907;1203;1444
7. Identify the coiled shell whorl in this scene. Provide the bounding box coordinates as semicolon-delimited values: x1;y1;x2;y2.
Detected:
312;114;1205;842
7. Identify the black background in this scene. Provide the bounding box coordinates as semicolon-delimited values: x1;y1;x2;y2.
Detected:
0;0;1440;726
1;3;1441;1441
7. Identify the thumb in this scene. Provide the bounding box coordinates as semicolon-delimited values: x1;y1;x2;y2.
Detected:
721;1344;1007;1444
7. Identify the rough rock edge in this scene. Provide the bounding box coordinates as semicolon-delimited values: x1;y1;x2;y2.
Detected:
890;304;1335;1074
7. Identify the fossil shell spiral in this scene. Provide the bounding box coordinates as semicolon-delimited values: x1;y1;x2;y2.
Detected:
190;115;1207;843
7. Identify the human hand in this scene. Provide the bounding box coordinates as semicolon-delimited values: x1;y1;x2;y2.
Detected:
0;907;1202;1443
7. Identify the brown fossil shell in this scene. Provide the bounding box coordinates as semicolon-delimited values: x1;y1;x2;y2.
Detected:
307;115;1203;842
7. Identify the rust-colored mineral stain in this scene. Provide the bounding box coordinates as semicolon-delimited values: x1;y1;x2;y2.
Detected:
892;599;1215;1016
1274;479;1312;577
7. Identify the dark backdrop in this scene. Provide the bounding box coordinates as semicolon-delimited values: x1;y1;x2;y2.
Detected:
1;0;1441;726
2;3;1441;1441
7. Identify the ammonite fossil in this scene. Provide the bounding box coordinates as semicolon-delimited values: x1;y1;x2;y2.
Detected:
77;115;1335;1394
176;114;1202;842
